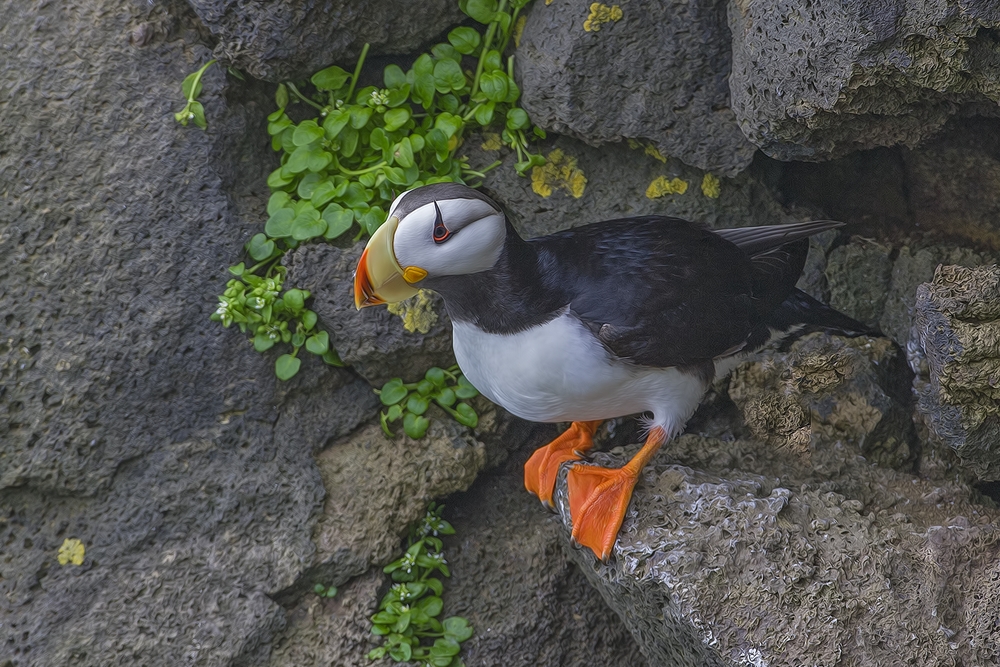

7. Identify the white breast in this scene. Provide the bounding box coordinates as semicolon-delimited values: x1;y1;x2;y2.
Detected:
451;311;710;435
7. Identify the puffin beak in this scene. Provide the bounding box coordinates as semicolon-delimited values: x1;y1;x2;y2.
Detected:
354;215;422;309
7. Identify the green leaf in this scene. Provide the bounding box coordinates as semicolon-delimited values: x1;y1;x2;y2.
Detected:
386;85;411;107
248;233;275;261
342;182;370;208
383;166;408;185
506;107;529;130
286;144;312;173
267;191;292;215
275;83;289;109
403;412;430;439
461;0;498;23
322;205;355;239
419;596;444;617
443;616;473;642
296;172;322;199
433;59;467;93
322;348;344;367
305;331;329;355
482;49;502;73
425;367;446;388
358;207;385;235
291;331;305;347
275;354;301;381
414;53;434;76
293;120;324;146
181;71;202;99
311;65;350;91
307;148;333;173
340;126;359;157
414;72;435;109
453;402;478;428
283;289;305;312
228;263;245;276
369;126;389;150
323;109;351;138
417;380;434;396
439;93;460;114
384;64;407;89
384;107;411;132
407;395;429;416
432;43;462;63
474;101;495;126
455;375;479;399
435;388;456;408
350;105;373;129
388;643;412;663
189;101;207;130
264;208;294;238
394;137;415;169
291;207;326;240
380;379;409;406
431;638;461;657
504;77;521;104
427;578;444;596
267;114;292;136
359;171;376;188
253;331;275;352
434;113;464;139
301;310;318;330
386;403;403;421
448;26;481;54
312;180;347;209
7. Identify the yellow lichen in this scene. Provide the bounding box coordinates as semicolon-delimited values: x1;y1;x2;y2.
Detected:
701;173;721;198
480;133;503;151
386;290;438;334
645;176;689;199
58;538;85;566
583;3;623;32
644;144;667;163
531;148;587;198
513;15;527;48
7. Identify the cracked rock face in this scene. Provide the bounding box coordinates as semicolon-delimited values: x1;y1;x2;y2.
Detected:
515;0;757;175
556;434;1000;666
912;264;1000;480
728;0;1000;162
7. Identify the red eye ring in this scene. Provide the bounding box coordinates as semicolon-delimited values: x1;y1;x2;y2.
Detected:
432;202;451;244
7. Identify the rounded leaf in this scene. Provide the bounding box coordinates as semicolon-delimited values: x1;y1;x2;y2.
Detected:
283;288;305;312
311;65;349;91
292;120;324;146
384;64;407;89
434;387;456;407
425;367;447;388
383;107;411;132
291;209;327;241
380;379;409;406
275;354;301;381
454;402;478;428
403;412;430;439
448;26;481;54
506;107;529;130
407;395;429;416
247;233;275;261
305;331;329;355
264;208;294;238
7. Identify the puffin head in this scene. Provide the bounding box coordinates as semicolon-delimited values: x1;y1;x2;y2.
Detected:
354;183;507;309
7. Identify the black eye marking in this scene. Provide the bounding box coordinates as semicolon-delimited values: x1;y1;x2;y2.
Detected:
432;202;452;244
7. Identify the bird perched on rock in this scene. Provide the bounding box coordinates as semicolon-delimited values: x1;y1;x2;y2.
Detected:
354;183;868;560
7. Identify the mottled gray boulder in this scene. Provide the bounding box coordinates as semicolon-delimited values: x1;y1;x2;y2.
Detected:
825;238;894;331
912;264;1000;480
556;433;1000;666
287;243;455;387
729;0;1000;161
187;0;465;81
516;0;756;175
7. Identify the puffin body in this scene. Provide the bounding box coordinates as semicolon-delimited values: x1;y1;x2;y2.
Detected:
354;183;867;560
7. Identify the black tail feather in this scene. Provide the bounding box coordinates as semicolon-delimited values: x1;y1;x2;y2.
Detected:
767;288;880;338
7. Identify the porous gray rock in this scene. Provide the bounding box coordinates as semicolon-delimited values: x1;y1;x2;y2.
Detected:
728;333;915;471
824;237;894;331
555;433;1000;666
286;243;455;387
186;0;465;81
912;264;1000;481
728;0;1000;162
515;0;757;175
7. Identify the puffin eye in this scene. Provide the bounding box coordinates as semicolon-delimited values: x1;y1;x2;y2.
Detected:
432;202;451;244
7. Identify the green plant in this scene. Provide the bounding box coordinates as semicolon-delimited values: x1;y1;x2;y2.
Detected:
199;0;542;380
313;582;339;598
369;504;473;666
174;59;216;129
211;261;343;379
377;366;480;439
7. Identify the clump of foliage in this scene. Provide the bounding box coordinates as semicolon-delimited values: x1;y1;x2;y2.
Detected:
377;366;480;439
313;582;338;598
369;504;473;666
174;59;216;129
196;0;541;382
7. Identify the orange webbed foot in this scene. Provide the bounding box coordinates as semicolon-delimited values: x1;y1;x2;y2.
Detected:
566;427;667;561
524;420;602;507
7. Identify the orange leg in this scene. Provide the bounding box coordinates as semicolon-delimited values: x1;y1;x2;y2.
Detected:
567;426;667;561
524;420;603;507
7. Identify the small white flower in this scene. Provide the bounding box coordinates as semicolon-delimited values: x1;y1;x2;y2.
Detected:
216;301;229;316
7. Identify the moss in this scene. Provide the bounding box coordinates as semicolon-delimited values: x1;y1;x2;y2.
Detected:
531;148;587;198
583;3;622;32
645;175;688;199
386;290;439;334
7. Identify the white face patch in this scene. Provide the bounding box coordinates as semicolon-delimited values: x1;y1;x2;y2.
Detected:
392;197;506;277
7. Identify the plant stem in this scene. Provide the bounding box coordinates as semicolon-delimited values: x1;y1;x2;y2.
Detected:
500;5;522;53
332;154;388;176
346;42;370;103
469;0;508;99
285;82;325;111
187;59;217;103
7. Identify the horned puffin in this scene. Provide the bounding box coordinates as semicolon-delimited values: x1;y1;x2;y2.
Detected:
354;182;867;560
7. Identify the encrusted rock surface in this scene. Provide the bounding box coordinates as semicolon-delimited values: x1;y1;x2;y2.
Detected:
516;0;756;175
557;433;1000;666
729;0;1000;162
728;333;915;470
912;264;1000;480
187;0;465;81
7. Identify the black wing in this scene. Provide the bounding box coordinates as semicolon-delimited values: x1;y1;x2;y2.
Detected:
531;217;831;369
